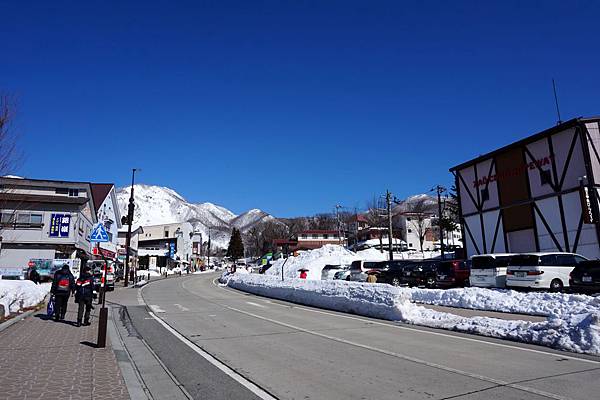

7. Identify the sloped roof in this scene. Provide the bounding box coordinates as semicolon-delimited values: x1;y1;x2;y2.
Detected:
90;183;114;211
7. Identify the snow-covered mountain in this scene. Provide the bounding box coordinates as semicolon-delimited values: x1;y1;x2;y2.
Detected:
116;184;275;248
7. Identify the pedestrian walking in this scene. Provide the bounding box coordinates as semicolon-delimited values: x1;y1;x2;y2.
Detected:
28;266;40;284
298;268;308;279
74;266;94;327
50;264;75;322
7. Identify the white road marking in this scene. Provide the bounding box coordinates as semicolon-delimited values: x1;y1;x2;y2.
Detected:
174;303;190;312
137;289;144;305
148;304;166;313
214;281;600;365
246;301;266;308
226;306;572;400
148;311;277;400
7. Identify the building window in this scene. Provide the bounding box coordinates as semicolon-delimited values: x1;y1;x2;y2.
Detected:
323;234;329;239
408;229;412;233
55;188;68;195
312;234;318;239
164;230;169;238
2;212;43;228
480;188;489;202
540;169;552;186
68;189;79;197
301;234;307;239
409;243;413;247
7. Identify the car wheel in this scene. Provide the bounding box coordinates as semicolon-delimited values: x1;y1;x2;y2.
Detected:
392;277;400;287
550;279;564;292
426;276;436;288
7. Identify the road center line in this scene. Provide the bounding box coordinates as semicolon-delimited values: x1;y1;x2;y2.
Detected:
246;301;267;308
226;305;571;400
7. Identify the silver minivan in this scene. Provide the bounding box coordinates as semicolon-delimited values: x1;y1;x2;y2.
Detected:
469;253;516;288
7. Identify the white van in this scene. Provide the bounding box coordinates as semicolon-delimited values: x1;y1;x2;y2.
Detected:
348;260;386;282
506;252;587;291
469;254;517;288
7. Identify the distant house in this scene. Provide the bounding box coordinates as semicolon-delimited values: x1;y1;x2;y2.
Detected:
90;183;122;260
297;230;344;250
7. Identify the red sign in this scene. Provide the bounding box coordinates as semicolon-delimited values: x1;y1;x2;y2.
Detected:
473;155;554;188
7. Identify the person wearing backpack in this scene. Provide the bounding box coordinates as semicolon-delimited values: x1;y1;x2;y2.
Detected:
51;264;75;322
74;266;94;327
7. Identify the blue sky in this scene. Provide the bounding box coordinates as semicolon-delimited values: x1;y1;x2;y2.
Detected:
2;1;600;217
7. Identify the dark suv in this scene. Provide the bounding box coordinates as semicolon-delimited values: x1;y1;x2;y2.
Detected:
569;260;600;293
436;260;470;288
378;260;416;286
402;260;439;288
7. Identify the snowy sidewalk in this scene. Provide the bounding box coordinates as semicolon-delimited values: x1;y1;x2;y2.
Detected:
0;301;129;399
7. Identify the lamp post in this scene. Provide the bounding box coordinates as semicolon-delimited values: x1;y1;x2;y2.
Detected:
207;227;212;268
124;168;140;287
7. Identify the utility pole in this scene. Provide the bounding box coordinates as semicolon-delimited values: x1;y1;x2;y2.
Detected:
207;227;211;268
124;168;140;287
386;190;394;261
435;185;446;259
335;204;343;246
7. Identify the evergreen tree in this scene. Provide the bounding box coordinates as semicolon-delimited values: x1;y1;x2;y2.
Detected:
226;228;245;260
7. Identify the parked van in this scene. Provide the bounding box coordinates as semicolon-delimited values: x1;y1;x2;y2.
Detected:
469;254;516;288
348;260;387;282
506;252;587;292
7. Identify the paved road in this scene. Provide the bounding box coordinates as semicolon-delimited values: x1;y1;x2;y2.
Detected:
135;273;600;400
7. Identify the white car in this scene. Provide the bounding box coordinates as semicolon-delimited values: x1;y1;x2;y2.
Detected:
506;252;588;291
348;260;386;282
321;264;348;280
469;253;517;288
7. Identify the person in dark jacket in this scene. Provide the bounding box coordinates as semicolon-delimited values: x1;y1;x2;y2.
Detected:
29;267;40;284
51;264;75;322
74;266;94;327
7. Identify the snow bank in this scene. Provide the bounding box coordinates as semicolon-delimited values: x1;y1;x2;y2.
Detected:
266;245;359;280
0;281;50;317
225;274;600;355
408;287;600;318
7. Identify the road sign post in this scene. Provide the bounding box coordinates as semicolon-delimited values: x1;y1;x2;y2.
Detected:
90;223;110;348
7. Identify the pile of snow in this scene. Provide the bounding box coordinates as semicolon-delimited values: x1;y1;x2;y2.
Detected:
0;281;50;317
354;248;388;261
137;270;162;277
408;287;600;318
225;274;600;355
266;245;359;280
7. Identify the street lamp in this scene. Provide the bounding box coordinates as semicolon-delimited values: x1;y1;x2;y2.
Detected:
124;168;141;287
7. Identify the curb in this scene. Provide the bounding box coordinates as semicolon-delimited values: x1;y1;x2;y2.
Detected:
0;307;39;333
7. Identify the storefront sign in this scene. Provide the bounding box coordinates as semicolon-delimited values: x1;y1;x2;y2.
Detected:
473;155;554;188
49;214;71;237
580;187;595;224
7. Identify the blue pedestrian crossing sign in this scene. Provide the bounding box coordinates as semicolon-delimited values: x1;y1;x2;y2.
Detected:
90;223;110;242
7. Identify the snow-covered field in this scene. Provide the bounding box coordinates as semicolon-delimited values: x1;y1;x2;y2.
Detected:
0;281;50;317
224;274;600;355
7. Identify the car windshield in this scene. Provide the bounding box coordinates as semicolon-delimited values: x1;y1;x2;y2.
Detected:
437;262;455;273
509;255;540;266
471;256;512;269
364;262;384;269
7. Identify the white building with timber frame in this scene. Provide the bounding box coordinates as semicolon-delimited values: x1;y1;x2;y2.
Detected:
450;117;600;260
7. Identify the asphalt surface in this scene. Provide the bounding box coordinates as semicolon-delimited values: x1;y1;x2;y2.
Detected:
134;273;600;400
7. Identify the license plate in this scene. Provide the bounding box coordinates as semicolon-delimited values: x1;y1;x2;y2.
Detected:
438;274;446;280
515;272;527;278
583;276;592;282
